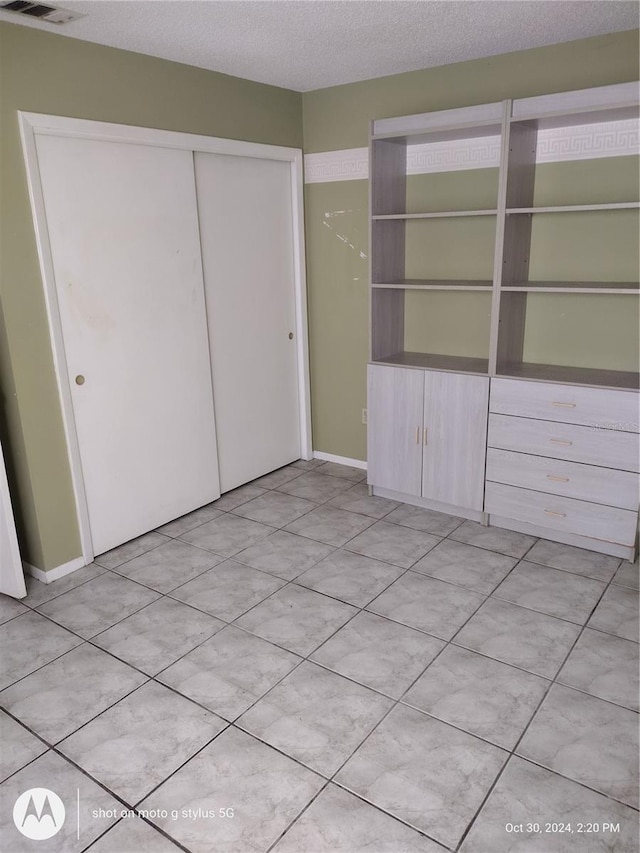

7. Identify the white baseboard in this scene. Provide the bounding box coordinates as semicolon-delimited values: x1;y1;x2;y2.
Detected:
313;451;367;470
23;555;86;584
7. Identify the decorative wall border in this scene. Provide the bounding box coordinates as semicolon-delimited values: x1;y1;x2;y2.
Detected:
304;119;639;183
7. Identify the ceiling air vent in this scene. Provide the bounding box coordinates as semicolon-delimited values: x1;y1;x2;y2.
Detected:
0;0;85;24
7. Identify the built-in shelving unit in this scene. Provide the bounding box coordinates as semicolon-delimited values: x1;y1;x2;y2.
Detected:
370;81;640;389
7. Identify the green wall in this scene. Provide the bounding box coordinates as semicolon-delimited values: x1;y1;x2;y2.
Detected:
302;30;640;461
1;21;638;571
0;21;302;570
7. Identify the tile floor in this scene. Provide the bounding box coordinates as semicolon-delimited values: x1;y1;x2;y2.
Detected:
1;459;638;853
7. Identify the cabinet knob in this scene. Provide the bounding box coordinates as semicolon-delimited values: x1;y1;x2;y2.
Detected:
288;332;294;340
75;375;85;386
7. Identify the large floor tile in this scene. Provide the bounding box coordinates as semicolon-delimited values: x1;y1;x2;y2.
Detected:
156;503;223;537
412;539;517;595
212;483;266;511
295;549;403;607
0;611;82;690
234;584;357;656
588;584;639;642
368;572;484;640
613;557;639;590
252;465;304;490
385;503;464;537
461;756;639;853
273;783;444;853
109;539;222;593
170;559;285;621
22;563;106;608
345;521;440;568
88;816;182;852
327;483;400;519
94;532;169;569
450;521;536;558
336;704;506;849
158;625;300;720
180;514;274;557
314;461;367;482
454;598;581;678
277;471;353;503
492;561;606;624
59;681;225;804
557;628;639;711
517;684;639;807
0;644;146;743
93;597;223;675
140;727;323;853
0;750;121;853
36;573;160;639
312;611;444;699
234;530;334;580
0;710;47;782
403;645;547;749
525;539;621;582
285;505;374;547
0;595;28;624
232;490;316;527
238;661;392;777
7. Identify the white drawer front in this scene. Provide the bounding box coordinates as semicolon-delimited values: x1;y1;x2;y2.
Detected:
486;448;640;511
488;414;640;473
490;378;639;432
485;482;638;546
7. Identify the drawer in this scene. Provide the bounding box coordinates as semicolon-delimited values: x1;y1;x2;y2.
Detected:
485;482;638;546
488;414;640;473
486;448;640;511
490;378;639;432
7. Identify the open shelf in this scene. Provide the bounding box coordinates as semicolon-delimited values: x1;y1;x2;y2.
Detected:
498;362;639;390
507;202;639;214
372;279;493;291
373;352;489;374
374;210;497;220
502;281;640;294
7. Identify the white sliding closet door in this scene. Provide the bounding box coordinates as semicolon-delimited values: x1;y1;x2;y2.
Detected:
35;135;220;556
195;153;300;492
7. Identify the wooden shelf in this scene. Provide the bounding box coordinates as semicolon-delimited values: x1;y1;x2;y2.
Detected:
373;352;489;374
372;279;493;291
373;210;497;220
498;362;640;390
502;281;640;294
506;203;639;215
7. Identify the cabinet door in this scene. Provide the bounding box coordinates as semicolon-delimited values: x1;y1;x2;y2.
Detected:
422;372;489;510
368;365;423;496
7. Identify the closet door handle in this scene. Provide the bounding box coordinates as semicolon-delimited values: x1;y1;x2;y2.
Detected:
423;427;428;446
415;427;421;444
544;509;567;518
546;474;570;483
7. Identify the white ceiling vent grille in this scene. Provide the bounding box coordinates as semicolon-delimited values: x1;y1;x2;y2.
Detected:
0;1;84;24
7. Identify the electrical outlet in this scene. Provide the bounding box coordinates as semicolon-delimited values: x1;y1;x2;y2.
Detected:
361;408;368;425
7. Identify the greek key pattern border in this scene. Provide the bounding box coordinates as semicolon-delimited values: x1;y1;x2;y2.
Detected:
304;119;638;183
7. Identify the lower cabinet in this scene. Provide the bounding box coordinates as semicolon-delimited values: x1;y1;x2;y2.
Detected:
367;365;489;513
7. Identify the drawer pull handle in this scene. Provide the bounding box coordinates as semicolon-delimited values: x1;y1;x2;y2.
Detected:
552;401;576;408
545;509;567;518
547;474;570;483
416;427;421;445
550;439;573;447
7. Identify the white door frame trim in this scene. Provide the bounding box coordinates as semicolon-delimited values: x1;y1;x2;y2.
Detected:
19;111;312;568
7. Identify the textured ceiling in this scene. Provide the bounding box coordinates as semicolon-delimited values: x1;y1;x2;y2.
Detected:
1;0;638;92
